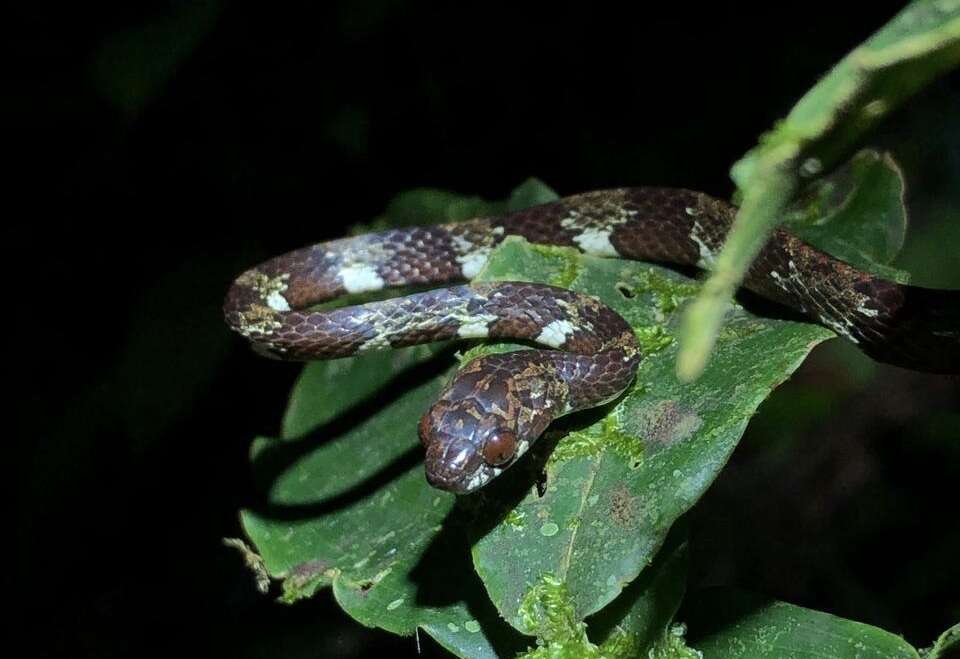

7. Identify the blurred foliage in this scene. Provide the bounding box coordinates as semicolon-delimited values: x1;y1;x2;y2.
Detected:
678;0;960;380
91;0;221;119
685;590;920;658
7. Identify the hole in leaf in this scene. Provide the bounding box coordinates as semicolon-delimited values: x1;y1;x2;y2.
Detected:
536;471;548;498
616;283;636;299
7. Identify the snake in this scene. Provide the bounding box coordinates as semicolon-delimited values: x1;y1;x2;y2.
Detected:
224;187;960;493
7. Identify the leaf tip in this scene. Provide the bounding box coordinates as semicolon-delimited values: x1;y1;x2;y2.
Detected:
676;342;708;383
676;293;730;382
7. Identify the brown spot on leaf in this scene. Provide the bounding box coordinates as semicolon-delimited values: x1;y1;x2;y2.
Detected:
636;400;702;447
288;559;328;588
610;484;638;528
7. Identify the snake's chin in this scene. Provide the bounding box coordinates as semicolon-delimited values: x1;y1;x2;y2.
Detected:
425;470;485;494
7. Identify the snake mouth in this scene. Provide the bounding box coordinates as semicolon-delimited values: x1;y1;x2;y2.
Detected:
425;467;477;494
423;437;494;494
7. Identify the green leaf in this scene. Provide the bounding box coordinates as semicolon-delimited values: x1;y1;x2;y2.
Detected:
587;525;692;657
91;0;221;119
679;1;960;380
241;360;527;658
685;589;920;658
363;189;500;233
467;238;831;631
783;149;910;283
502;528;692;659
923;623;960;659
506;178;563;210
281;345;449;439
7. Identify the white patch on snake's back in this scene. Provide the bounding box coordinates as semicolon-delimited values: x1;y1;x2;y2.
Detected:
572;228;618;257
456;312;498;338
456;250;490;279
238;270;291;312
559;210;583;230
265;291;290;311
561;204;635;230
457;320;490;338
689;222;716;268
450;233;476;255
536;319;577;348
339;263;385;293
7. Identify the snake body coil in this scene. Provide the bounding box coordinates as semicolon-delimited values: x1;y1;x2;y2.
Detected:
224;188;960;493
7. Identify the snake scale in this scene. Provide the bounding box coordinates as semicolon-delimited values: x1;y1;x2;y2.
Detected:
224;188;960;493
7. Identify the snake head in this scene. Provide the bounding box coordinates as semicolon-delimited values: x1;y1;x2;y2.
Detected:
418;354;560;493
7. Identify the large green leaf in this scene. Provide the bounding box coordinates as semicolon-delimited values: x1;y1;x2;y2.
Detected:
466;238;831;632
585;525;694;657
504;526;694;658
242;356;528;658
685;589;920;658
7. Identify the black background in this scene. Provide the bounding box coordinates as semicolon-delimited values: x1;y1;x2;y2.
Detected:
11;2;960;657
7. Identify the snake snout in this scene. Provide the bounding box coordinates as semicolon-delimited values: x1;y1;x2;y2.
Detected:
423;435;485;493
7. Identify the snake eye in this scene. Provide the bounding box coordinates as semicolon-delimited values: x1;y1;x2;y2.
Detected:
482;429;517;466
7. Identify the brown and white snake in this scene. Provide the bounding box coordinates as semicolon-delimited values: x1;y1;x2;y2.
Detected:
225;188;960;492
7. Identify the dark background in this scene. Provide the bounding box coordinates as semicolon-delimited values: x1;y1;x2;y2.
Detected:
11;2;959;657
